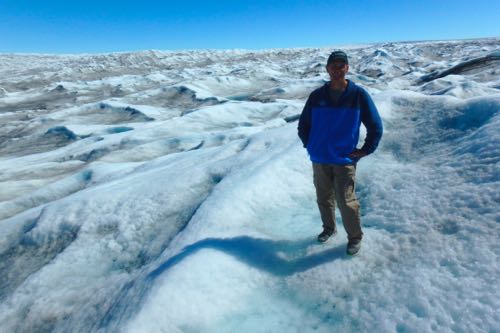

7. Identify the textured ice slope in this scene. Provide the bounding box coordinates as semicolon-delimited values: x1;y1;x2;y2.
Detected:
0;38;499;333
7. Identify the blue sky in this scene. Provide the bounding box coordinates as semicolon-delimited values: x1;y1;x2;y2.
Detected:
0;0;498;53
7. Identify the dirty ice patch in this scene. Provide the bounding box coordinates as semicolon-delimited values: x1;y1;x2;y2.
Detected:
49;102;154;125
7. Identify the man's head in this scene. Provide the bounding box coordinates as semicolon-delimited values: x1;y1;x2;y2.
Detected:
326;50;349;82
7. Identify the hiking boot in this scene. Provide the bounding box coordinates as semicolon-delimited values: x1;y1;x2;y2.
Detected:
317;229;336;243
346;240;361;255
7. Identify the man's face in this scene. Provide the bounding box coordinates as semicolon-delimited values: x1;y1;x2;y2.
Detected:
326;61;349;81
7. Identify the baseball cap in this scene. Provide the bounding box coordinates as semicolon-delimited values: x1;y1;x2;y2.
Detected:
327;51;348;65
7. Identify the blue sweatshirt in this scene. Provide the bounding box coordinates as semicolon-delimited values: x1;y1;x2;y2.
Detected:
298;80;383;165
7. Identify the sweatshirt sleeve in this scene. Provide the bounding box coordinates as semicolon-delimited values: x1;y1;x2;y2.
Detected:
298;94;313;147
359;89;383;154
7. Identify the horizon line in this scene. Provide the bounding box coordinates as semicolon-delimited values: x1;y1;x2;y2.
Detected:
1;36;498;56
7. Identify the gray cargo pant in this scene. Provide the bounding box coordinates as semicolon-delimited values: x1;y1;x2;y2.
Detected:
312;163;363;242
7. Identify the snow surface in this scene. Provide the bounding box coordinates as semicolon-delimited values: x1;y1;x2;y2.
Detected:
0;38;499;333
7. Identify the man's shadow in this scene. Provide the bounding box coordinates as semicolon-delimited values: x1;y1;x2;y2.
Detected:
148;236;348;280
100;236;348;329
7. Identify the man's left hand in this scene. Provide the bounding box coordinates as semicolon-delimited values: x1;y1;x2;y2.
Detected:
348;149;368;160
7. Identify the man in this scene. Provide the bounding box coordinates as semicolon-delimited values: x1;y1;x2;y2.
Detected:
298;50;383;255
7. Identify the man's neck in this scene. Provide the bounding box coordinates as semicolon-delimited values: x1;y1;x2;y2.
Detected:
329;79;348;91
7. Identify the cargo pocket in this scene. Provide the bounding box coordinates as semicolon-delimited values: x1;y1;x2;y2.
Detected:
343;165;357;203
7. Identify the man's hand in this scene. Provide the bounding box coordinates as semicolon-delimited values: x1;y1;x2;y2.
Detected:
348;149;368;160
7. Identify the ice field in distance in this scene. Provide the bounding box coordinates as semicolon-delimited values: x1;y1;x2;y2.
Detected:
0;38;499;332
